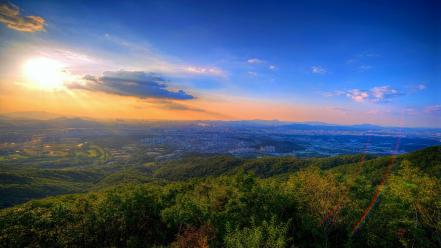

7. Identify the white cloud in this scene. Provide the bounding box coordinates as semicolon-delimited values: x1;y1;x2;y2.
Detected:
247;58;277;72
370;86;400;102
184;66;224;76
311;65;326;74
247;58;264;64
326;85;401;103
346;89;369;102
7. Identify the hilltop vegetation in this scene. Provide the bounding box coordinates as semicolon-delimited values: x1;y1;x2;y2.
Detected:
0;146;440;247
0;144;372;208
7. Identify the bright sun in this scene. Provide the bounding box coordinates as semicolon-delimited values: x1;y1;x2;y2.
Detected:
23;57;65;90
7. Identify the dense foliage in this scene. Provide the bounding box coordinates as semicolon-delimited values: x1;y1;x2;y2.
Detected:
0;146;440;247
0;151;371;208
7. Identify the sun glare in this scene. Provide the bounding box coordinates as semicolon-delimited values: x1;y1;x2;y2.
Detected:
23;57;65;90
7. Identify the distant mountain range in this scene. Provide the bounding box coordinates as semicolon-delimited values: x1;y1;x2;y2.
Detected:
0;111;439;130
0;111;67;120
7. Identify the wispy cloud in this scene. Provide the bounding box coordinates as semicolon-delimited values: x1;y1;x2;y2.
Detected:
67;70;194;100
159;100;227;117
311;65;326;74
346;52;380;65
155;101;203;111
400;108;418;115
346;89;369;102
184;66;224;77
326;106;351;115
247;58;264;64
269;65;277;70
416;84;427;90
0;2;45;32
104;33;153;54
246;58;278;73
358;65;373;72
424;105;441;114
325;85;401;103
247;71;257;77
135;99;229;118
413;83;427;91
104;33;226;78
36;49;103;69
362;53;380;58
346;59;356;64
321;90;345;97
370;86;401;102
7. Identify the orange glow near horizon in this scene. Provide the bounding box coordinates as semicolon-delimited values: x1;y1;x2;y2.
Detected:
0;54;409;126
0;81;404;127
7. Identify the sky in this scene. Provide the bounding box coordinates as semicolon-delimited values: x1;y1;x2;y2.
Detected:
0;0;440;127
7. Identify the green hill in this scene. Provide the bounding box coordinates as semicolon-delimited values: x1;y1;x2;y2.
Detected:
0;152;373;208
0;146;440;247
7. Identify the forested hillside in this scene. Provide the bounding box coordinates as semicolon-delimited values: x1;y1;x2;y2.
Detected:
0;146;440;247
0;151;372;208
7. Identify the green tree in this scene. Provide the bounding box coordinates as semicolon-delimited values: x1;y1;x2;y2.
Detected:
224;217;291;248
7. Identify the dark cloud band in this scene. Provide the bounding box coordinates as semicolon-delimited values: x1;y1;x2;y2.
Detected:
68;70;195;100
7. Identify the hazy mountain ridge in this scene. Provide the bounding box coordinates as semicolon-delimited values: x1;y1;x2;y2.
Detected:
1;111;440;130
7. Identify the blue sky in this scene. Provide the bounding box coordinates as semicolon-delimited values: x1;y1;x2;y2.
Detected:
0;0;440;126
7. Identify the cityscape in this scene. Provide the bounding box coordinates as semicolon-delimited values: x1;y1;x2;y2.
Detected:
1;116;440;165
